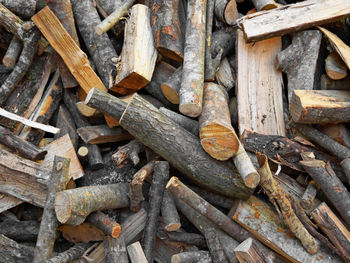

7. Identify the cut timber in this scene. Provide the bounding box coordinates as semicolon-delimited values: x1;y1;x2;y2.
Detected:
325;52;348;80
41;134;84;180
161;66;182;104
33;156;70;263
179;0;207;117
290;90;350;124
311;202;350;259
111;4;157;95
54;105;79;150
234;238;267;263
150;0;184;62
128;242;148;263
76;101;102;117
276;30;322;102
318;123;350;149
161;190;181;232
216;57;235;92
2;36;21;68
86;89;252;199
236;29;285;136
204;228;227;263
251;0;278;11
199;83;239;161
190;185;234;209
104;235;128;263
55;183;130;225
77;125;131;144
237;0;350;42
214;0;238;25
232;195;343;263
32;6;107;94
87;211;121;238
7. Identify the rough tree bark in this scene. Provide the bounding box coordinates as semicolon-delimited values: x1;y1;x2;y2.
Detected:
87;211;121;238
2;36;21;68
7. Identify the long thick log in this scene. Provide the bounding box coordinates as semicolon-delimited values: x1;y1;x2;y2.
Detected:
237;0;350;42
85;88;252;199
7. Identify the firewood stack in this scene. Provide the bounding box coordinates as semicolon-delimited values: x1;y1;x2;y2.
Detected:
0;0;350;262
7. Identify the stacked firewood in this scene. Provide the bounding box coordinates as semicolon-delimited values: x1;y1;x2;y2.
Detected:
0;0;350;262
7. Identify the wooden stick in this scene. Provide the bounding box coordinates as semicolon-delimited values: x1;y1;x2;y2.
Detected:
204;228;228;263
161;66;182;104
325;51;348;80
2;36;21;68
77;125;131;144
128;242;148;263
179;0;206;117
104;235;128;263
112;139;145;167
161;190;181;232
87;211;121;238
41;243;90;263
214;0;238;25
160;230;207;248
54;183;130;226
234;238;267;263
142;161;169;262
172;251;212;263
33;156;71;262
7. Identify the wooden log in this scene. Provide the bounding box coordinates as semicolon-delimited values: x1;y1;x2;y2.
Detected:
234;238;267;263
300;181;318;210
128;242;148;263
0;4;23;39
189;185;234;210
276;30;322;102
111;4;157;95
199;83;239;161
320;74;350;90
150;0;184;62
161;66;182;104
142;161;169;262
112;139;145;167
0;125;47;161
159;230;207;248
161;190;181;232
318;123;350;149
214;0;238;25
236;29;285;136
171;251;212;263
33;156;70;263
232;195;343;263
179;0;207;117
95;0;135;35
40;243;90;263
77;125;131;144
290;90;350;124
311;202;350;260
54;183;130;225
104;235;128;263
0;0;36;19
300;159;350;226
204;0;215;82
216;57;235;92
252;0;278;11
2;36;21;68
87;211;121;238
204;227;228;263
0;194;22;214
237;0;350;42
32;6;107;94
0;234;34;263
325;52;348;80
257;153;318;254
85;88;252;199
54;105;79;150
0;220;39;242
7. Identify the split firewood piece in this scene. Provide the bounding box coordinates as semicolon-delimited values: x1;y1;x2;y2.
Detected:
2;36;21;68
0;220;39;242
95;0;135;35
204;228;228;263
234;238;268;263
320;74;350;90
161;66;182;104
232;195;343;263
42;243;91;263
54;105;79;150
300;180;318;211
311;202;350;260
276;30;322;102
257;153;318;254
216;57;235;92
87;211;121;238
237;0;350;42
0;234;34;262
189;185;234;209
150;0;184;62
199;83;239;161
32;6;107;94
77;125;131;144
128;242;148;263
111;4;157;95
142;161;169;262
70;0;118;88
236;28;285;136
0;125;47;161
0;0;36;18
159;230;207;248
171;251;212;263
325;52;348;80
54;183;130;226
318;26;350;70
204;0;215;82
179;0;206;117
300;159;350;226
129;160;155;211
85;89;252;199
112;139;145;167
290;90;350;124
161;190;181;232
104;235;129;263
318;124;350;149
214;0;238;25
159;107;199;136
33;156;71;263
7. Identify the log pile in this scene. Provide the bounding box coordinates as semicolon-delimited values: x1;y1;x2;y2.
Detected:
0;0;350;262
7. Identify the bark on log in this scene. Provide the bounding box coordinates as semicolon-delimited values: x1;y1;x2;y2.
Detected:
0;220;39;242
87;211;121;238
204;0;215;81
0;4;24;39
159;230;207;248
179;0;206;117
234;238;267;263
2;36;21;68
216;57;235;92
54;183;130;225
199;83;239;161
204;228;228;263
276;30;322;102
171;251;212;263
128;242;148;263
161;190;181;232
85;89;252;199
33;156;71;263
0;234;34;263
54;105;79;150
104;235;129;263
112;139;145;167
150;0;184;62
77;125;131;144
40;243;90;263
325;51;348;80
0;0;36;19
214;0;238;25
161;66;182;104
111;4;157;95
237;0;350;42
318;123;350;149
189;185;234;209
300;181;318;210
142;161;169;262
320;74;350;90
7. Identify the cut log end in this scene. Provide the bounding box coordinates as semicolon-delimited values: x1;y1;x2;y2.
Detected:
166;176;179;190
161;84;179;104
54;192;72;224
179;103;202;118
224;0;239;25
2;57;16;68
157;47;183;63
113;72;150;95
85;88;97;105
244;172;260;189
76;101;98;117
200;124;239;160
164;223;181;232
112;224;122;238
95;26;104;36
